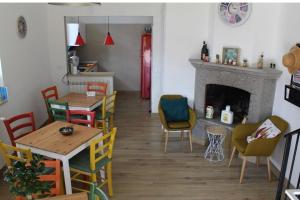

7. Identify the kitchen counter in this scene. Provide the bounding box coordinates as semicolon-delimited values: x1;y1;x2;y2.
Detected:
68;72;115;77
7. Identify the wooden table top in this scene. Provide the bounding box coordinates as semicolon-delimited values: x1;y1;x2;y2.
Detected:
57;92;103;108
15;121;102;155
42;192;88;200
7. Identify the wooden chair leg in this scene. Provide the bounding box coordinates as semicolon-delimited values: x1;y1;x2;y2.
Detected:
180;130;184;141
161;126;165;140
267;157;272;182
188;130;193;153
228;146;236;168
107;162;113;197
256;156;260;168
240;156;247;184
164;131;169;153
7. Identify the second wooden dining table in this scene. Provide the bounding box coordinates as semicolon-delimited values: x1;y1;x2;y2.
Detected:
15;121;103;195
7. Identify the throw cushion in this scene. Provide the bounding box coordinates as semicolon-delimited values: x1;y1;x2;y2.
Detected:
160;97;189;122
247;119;281;143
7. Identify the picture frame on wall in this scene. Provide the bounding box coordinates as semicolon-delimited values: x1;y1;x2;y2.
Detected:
291;70;300;88
222;47;240;66
0;86;8;105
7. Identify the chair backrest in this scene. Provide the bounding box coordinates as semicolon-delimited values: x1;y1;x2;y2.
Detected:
47;99;69;121
41;86;59;121
101;91;117;120
89;183;109;200
0;140;32;166
67;110;96;127
39;159;61;196
158;95;183;109
90;128;117;172
3;112;36;146
87;82;107;96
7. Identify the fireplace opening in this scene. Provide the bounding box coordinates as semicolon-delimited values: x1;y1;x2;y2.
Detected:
205;84;250;123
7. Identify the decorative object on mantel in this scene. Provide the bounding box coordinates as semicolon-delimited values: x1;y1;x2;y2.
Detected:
282;44;300;73
221;105;234;124
222;47;240;66
270;63;276;69
201;41;209;62
256;53;264;69
218;3;252;27
242;58;248;67
17;16;27;39
205;106;214;119
216;54;220;64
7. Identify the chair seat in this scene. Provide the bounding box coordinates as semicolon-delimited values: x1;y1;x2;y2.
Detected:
233;138;248;154
167;121;190;129
96;111;111;121
69;149;111;173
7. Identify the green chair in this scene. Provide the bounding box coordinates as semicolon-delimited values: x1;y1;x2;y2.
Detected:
228;115;288;183
47;99;69;121
158;95;196;153
89;183;109;200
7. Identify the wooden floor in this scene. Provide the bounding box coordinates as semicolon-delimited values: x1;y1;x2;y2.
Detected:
0;91;278;199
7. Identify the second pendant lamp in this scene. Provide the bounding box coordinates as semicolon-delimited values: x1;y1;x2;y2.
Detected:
75;16;85;46
104;16;114;46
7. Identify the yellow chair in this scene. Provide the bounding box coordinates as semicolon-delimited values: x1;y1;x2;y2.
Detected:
228;116;288;183
69;127;117;197
0;140;33;166
96;91;117;134
158;95;197;153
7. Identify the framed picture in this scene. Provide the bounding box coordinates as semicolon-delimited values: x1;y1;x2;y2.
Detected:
291;70;300;87
0;86;8;105
222;47;240;65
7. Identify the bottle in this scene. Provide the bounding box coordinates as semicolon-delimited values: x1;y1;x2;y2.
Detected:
201;41;209;61
221;105;234;124
206;106;214;119
257;53;264;69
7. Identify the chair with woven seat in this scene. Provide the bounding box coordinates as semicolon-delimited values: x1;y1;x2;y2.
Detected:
70;127;117;197
67;110;96;128
3;112;36;147
96;91;117;134
158;95;196;153
228;115;288;183
41;86;59;123
87;82;108;96
47;99;69;121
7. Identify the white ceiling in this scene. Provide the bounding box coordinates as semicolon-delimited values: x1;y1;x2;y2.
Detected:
66;16;153;24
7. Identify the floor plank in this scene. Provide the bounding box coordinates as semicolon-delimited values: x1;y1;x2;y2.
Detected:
0;91;278;199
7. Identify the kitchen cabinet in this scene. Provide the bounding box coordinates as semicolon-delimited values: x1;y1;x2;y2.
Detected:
66;23;86;46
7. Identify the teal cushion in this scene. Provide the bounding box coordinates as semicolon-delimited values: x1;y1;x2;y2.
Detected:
160;98;189;122
96;111;111;120
69;149;111;173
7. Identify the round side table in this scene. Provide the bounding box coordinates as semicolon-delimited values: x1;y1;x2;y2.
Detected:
204;125;227;162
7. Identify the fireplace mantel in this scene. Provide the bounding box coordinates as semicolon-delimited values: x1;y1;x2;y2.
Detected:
189;59;282;79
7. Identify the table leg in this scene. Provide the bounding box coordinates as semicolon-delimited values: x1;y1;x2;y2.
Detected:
87;115;91;127
62;158;72;194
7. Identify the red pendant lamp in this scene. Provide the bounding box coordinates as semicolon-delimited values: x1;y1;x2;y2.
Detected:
75;16;85;46
104;16;114;46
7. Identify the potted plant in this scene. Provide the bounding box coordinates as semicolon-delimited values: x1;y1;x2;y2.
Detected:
3;155;51;200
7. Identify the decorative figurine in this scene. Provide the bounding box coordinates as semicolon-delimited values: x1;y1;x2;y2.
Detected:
257;53;264;69
216;54;220;64
242;59;248;67
201;41;209;61
232;59;237;66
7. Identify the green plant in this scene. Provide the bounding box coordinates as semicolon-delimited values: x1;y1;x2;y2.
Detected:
3;155;51;199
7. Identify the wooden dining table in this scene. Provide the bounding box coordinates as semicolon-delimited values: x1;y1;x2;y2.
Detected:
15;121;103;195
42;192;88;200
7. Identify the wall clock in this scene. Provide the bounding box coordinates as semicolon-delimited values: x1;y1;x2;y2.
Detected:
218;3;252;27
17;16;27;38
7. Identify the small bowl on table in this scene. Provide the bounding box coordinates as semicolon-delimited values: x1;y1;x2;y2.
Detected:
59;126;74;136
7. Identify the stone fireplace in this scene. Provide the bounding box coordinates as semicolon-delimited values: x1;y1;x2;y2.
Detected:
189;59;282;144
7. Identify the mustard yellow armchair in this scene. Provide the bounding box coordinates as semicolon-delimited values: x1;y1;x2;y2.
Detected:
158;95;196;153
228;115;289;183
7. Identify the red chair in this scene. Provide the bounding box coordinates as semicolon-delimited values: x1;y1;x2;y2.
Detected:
67;110;96;127
4;112;36;146
16;159;62;200
87;82;107;96
41;86;59;123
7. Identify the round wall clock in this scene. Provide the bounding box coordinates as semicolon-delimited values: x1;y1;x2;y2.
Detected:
218;3;252;27
17;16;27;38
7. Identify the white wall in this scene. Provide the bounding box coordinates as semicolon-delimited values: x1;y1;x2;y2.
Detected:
77;24;146;91
162;3;210;106
0;4;52;168
46;3;165;112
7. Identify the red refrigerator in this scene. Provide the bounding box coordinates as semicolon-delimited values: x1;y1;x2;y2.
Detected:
140;33;151;99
